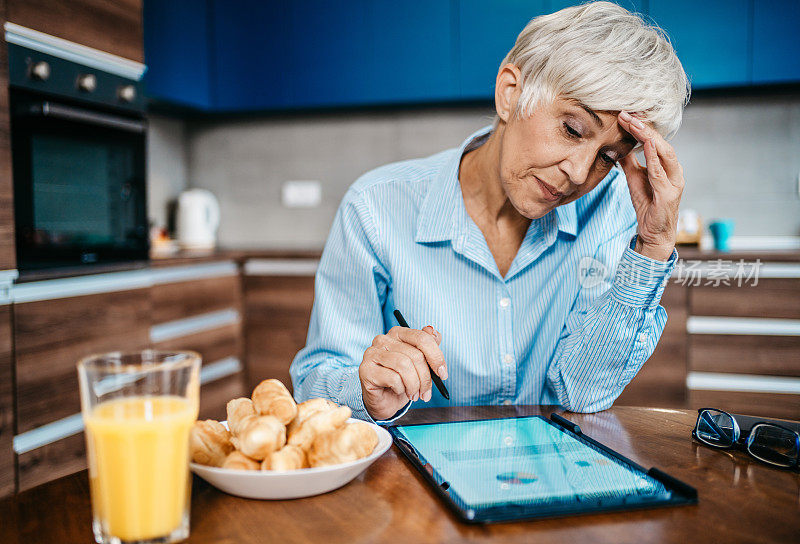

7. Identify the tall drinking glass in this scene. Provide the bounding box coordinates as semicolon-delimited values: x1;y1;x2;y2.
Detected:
78;350;201;544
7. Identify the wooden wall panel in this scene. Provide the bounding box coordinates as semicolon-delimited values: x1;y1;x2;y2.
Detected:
690;279;800;319
0;305;14;498
0;0;14;272
7;0;143;63
14;289;151;432
690;334;800;376
617;283;688;408
244;275;315;393
16;432;85;493
151;275;241;325
688;390;800;421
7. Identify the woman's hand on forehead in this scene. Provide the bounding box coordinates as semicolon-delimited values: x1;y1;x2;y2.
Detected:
615;111;684;262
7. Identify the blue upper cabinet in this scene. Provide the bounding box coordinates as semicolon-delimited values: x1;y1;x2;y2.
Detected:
143;0;800;112
212;1;293;110
457;0;549;99
648;0;751;89
752;0;800;84
142;0;214;110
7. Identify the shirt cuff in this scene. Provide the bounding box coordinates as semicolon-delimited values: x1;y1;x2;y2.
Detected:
609;235;677;309
336;366;412;425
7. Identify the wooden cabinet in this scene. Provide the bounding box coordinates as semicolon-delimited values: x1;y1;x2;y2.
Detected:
7;0;143;62
150;262;246;420
14;288;151;433
0;305;14;498
243;261;317;393
0;0;14;272
617;282;688;408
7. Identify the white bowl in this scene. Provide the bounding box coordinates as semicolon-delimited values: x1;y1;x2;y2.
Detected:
190;419;393;500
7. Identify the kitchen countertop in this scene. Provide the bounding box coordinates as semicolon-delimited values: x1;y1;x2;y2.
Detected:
1;406;797;544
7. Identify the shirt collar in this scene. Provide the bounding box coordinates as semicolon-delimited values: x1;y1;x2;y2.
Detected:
415;125;579;244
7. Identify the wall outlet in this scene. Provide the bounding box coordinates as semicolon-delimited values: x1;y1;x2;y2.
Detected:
282;180;322;208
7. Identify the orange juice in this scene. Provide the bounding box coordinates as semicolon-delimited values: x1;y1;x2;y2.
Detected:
84;396;197;541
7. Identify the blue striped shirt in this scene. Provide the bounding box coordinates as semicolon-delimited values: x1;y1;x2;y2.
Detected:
290;126;677;422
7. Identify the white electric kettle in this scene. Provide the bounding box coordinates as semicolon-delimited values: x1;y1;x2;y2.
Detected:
176;189;220;250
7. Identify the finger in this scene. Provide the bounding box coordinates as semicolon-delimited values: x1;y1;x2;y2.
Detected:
618;153;652;202
384;337;433;401
363;362;406;397
374;350;420;401
389;326;448;380
422;325;442;345
642;139;670;190
618;112;681;179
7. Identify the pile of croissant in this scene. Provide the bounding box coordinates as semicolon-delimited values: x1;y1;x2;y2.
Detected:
190;379;378;471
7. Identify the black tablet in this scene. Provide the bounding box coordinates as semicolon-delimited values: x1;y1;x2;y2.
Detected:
388;414;697;523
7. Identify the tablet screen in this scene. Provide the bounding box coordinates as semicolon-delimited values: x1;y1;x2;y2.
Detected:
393;416;671;511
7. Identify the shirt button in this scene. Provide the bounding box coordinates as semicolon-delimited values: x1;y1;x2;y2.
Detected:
503;435;514;446
499;297;511;308
637;333;648;344
502;353;514;365
502;399;513;406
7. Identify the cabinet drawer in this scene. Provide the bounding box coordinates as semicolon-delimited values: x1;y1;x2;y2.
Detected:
690;279;800;319
688;390;800;421
14;289;151;432
153;323;241;369
244;275;315;393
690;334;800;376
0;306;14;498
152;275;240;325
16;432;86;493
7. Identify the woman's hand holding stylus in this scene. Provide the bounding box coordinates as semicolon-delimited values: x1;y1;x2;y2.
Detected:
359;326;447;421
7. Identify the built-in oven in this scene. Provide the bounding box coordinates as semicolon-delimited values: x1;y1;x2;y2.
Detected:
9;42;148;275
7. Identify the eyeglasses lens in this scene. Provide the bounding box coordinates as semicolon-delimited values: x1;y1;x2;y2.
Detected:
696;410;736;447
747;424;800;468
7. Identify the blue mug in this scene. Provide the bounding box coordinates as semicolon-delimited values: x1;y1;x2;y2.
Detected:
708;220;734;252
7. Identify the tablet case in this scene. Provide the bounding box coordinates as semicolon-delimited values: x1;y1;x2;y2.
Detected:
389;413;698;523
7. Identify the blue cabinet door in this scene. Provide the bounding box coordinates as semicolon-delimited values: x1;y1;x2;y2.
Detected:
143;0;213;109
752;0;800;84
457;0;549;100
212;0;294;111
548;0;645;15
648;0;750;89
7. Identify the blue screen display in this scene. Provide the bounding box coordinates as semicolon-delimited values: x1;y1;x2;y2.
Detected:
394;417;671;509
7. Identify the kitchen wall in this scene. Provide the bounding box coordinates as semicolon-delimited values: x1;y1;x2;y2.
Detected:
147;92;800;249
147;114;188;230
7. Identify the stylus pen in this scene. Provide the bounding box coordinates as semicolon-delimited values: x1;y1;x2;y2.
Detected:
393;309;450;400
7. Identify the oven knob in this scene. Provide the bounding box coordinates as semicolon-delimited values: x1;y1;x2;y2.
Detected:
30;61;50;81
117;84;137;103
77;73;97;92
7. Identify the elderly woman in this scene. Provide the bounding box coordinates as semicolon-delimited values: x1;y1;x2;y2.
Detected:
290;1;689;422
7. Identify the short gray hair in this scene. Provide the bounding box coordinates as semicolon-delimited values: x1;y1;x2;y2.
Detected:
498;1;690;140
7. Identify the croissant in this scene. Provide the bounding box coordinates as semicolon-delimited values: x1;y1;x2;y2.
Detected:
307;421;379;468
226;397;257;436
288;405;351;451
190;419;234;467
252;379;298;425
263;444;308;472
221;450;260;471
287;398;337;436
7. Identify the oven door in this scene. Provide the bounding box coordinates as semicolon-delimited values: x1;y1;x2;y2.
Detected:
12;94;148;273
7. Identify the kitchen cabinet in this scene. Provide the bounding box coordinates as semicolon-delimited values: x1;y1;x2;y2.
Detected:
0;305;14;498
145;0;800;111
243;260;317;393
752;0;800;84
143;0;213;109
150;262;246;421
0;0;14;273
6;0;143;63
648;0;751;88
616;283;688;409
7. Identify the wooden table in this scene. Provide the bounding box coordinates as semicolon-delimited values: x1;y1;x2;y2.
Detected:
1;406;798;543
